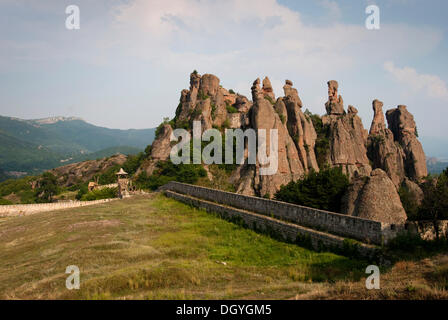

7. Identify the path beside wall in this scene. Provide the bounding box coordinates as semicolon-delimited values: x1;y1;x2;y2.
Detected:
165;190;381;260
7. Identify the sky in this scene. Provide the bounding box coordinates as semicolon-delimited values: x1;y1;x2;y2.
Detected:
0;0;447;142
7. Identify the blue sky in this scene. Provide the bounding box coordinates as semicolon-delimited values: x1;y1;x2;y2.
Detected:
0;0;447;143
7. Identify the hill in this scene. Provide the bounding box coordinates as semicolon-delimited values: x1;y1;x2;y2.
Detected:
0;116;155;176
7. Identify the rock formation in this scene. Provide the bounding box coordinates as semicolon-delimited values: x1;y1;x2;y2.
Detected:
139;71;428;222
236;78;305;197
175;71;242;130
386;105;427;181
282;80;319;172
342;169;408;224
367;101;427;189
325;80;344;115
149;124;173;161
367;99;406;187
261;77;275;102
322;81;372;179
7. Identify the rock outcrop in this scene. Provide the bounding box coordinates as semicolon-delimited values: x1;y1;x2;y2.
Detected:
49;154;127;187
236;78;305;197
140;71;428;218
322;81;371;179
175;71;243;130
150;124;173;161
282;80;319;172
261;77;275;101
367;101;427;189
367;100;406;187
386;105;427;181
342;169;408;224
136;123;173;176
325;80;344;115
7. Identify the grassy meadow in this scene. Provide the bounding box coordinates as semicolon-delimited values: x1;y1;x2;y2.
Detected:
0;193;447;299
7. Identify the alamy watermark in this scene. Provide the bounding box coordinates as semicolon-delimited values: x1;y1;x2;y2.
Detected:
65;5;80;30
170;121;279;176
365;5;380;30
66;265;80;290
365;265;380;290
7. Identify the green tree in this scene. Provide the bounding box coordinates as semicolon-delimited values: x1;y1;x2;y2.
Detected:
418;169;448;238
274;166;349;212
35;172;59;203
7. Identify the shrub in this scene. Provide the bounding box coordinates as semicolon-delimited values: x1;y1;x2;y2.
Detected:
75;183;89;200
144;145;152;157
307;112;330;169
279;114;286;124
81;187;117;201
229;89;235;94
123;152;145;175
198;90;209;100
135;162;207;191
93;165;121;185
264;96;275;105
222;119;230;129
226;105;238;114
0;198;12;205
211;103;217;120
399;185;420;220
274;166;349;213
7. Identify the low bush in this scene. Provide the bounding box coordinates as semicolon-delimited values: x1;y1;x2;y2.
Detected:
135;161;207;191
80;187;118;201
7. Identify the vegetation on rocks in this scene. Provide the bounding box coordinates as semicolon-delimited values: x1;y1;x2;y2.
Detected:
305;110;330;169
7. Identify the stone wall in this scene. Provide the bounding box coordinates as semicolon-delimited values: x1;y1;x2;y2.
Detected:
0;199;115;217
165;190;380;260
161;181;402;245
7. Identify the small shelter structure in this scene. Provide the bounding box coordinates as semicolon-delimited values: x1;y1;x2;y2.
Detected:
116;168;130;198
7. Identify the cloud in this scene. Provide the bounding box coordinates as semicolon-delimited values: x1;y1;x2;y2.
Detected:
318;0;342;20
0;0;446;132
109;0;442;72
384;61;448;100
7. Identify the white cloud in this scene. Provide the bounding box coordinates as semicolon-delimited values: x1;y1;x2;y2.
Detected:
384;61;448;100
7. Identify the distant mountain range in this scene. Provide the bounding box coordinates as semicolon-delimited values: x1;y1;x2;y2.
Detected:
0;115;155;179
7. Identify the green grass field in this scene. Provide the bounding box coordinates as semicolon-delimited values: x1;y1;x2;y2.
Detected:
0;193;369;299
1;193;446;300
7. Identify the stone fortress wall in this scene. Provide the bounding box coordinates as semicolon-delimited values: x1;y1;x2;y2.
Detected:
0;199;115;217
161;181;403;246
